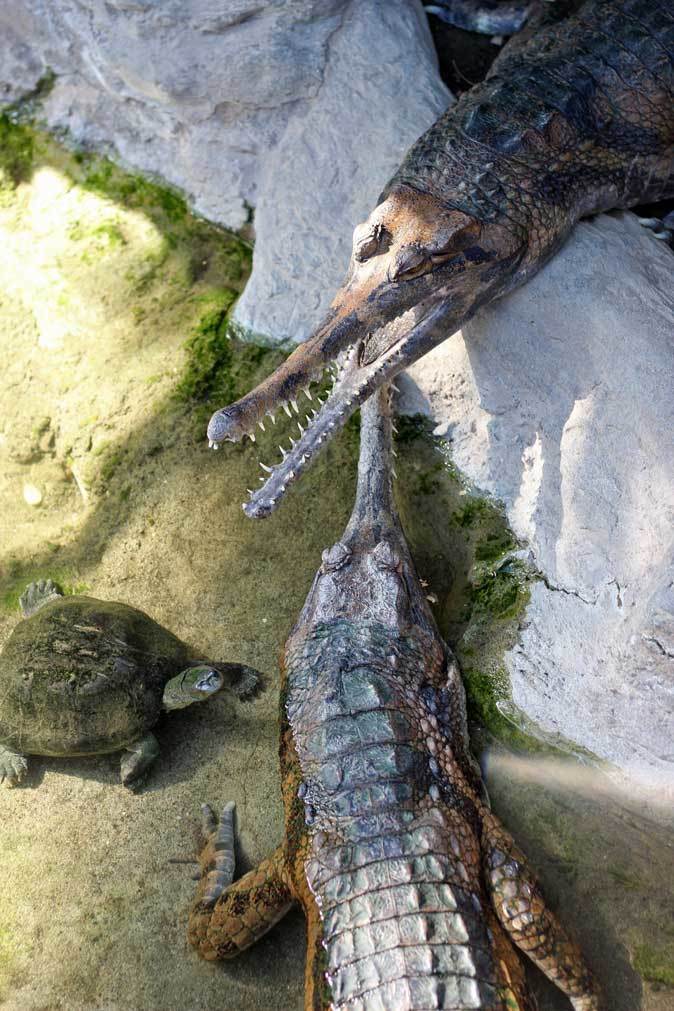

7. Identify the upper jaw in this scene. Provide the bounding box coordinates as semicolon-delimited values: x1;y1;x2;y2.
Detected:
238;294;454;518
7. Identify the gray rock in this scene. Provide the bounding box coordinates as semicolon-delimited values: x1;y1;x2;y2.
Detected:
400;212;674;793
0;0;450;338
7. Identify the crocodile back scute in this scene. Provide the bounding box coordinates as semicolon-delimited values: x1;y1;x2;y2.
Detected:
285;622;515;1011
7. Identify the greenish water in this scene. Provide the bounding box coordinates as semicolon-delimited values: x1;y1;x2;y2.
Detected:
0;121;671;1011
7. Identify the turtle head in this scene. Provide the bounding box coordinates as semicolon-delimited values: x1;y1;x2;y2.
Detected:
162;665;225;711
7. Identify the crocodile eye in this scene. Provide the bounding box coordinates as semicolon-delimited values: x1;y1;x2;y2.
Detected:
390;243;430;282
373;541;401;571
353;222;384;262
322;542;351;572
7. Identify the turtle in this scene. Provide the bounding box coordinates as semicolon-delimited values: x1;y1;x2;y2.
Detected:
0;579;262;788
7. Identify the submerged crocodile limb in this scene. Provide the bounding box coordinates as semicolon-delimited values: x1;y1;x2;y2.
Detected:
189;386;600;1010
207;0;674;518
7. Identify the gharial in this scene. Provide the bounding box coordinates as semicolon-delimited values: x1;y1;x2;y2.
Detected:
0;579;261;788
188;386;600;1011
206;0;674;518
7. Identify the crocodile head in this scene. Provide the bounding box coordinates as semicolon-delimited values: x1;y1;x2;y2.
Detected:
286;386;440;644
208;184;523;518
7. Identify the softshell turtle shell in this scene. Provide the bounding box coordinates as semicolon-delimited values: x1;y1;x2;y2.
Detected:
0;580;260;787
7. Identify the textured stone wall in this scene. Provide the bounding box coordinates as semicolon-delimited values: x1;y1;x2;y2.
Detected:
0;0;450;339
401;213;674;794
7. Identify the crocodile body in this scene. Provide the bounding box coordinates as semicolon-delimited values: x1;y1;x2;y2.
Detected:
189;387;599;1010
206;0;674;519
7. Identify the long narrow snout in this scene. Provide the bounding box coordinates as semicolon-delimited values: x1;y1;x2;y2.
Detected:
206;305;361;447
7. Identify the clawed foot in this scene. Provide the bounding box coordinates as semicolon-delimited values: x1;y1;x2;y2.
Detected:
196;801;237;908
231;665;263;700
19;578;63;618
0;747;28;787
638;212;674;247
119;732;160;788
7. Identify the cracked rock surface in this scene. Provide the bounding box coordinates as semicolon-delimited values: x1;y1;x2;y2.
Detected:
0;0;450;342
400;212;674;793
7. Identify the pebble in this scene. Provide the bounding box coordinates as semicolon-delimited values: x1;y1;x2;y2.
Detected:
23;482;43;506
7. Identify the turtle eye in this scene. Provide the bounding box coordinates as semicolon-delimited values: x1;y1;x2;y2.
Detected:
195;669;223;693
390;244;430;282
353;222;385;262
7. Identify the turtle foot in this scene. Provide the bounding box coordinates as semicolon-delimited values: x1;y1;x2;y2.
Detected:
231;664;263;700
120;732;160;788
19;578;63;617
0;746;28;787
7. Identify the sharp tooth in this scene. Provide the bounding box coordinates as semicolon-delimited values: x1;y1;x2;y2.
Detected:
392;448;397;457
392;467;398;479
260;462;272;473
208;439;214;448
283;403;292;417
213;443;220;451
280;446;287;458
304;388;312;400
258;420;265;431
259;476;265;482
297;422;304;434
288;470;295;480
247;489;254;496
249;432;256;442
391;383;400;393
289;436;296;447
268;412;276;424
301;454;309;463
291;399;299;413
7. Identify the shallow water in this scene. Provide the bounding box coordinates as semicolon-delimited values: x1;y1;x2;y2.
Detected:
0;129;672;1011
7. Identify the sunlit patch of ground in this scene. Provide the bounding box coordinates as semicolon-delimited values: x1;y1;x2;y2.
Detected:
0;126;671;1011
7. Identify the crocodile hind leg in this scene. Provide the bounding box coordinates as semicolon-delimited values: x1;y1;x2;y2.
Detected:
188;801;295;961
0;744;28;786
481;812;600;1011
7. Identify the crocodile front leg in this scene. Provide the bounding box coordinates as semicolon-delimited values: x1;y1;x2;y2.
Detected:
188;801;296;961
482;812;600;1011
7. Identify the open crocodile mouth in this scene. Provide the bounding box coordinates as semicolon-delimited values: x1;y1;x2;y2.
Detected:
206;298;452;518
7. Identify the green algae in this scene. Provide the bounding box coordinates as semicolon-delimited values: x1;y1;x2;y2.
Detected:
175;297;285;432
634;944;674;987
0;114;35;191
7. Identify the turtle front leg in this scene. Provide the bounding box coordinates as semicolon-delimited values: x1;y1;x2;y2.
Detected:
119;731;160;787
188;801;295;961
216;662;264;700
0;745;28;787
482;811;601;1011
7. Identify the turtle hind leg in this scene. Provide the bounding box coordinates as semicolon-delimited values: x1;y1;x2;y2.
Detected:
119;731;160;788
189;801;294;961
481;811;600;1011
0;745;28;786
19;579;63;617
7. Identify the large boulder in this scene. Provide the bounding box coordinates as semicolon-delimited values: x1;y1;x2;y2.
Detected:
400;212;674;794
0;0;450;340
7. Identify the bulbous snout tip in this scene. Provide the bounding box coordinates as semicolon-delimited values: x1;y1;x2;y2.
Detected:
207;408;237;445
